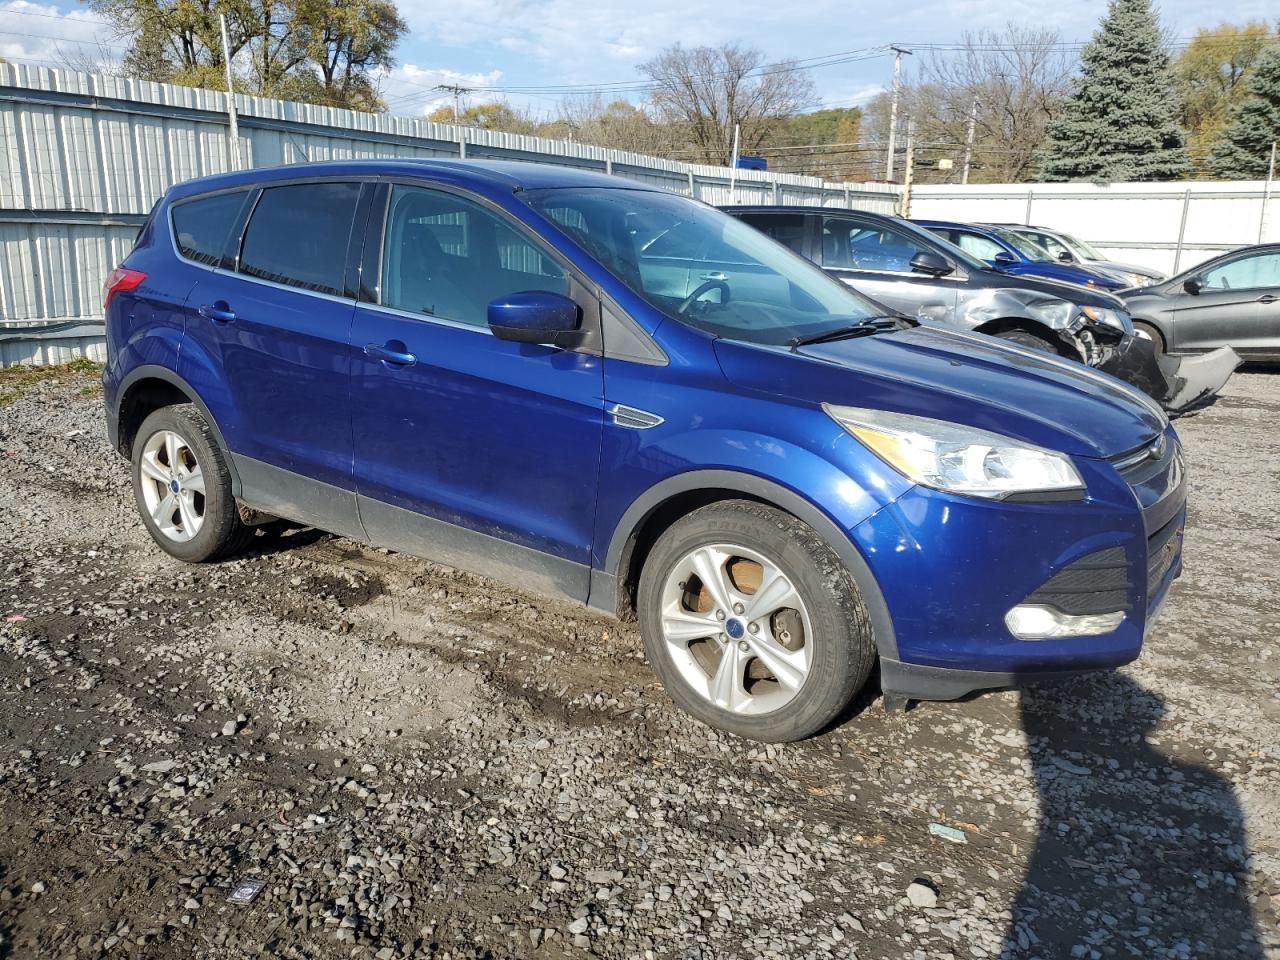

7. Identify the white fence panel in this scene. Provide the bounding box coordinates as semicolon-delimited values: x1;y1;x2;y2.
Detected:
910;181;1279;276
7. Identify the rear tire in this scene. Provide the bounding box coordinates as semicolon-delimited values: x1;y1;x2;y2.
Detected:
995;328;1059;354
637;500;875;742
131;404;254;563
1133;321;1165;358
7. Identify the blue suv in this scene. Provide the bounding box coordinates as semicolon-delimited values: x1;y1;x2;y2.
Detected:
916;219;1131;291
103;160;1186;742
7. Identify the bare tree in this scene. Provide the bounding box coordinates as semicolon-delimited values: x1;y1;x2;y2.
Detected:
639;42;816;165
549;93;675;156
870;26;1074;183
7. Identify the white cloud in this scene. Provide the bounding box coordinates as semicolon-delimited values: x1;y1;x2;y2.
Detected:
0;0;115;70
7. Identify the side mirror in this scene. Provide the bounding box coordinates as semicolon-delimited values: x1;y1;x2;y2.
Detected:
993;250;1018;266
909;251;954;277
1183;277;1202;296
488;291;582;347
1056;250;1075;263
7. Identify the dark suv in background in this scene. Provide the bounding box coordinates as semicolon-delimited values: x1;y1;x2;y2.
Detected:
723;205;1236;411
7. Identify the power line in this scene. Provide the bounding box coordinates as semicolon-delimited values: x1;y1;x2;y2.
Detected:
381;47;890;106
0;29;130;52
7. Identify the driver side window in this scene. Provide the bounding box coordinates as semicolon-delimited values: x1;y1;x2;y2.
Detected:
1201;253;1280;291
381;185;568;326
824;218;930;274
954;232;1005;261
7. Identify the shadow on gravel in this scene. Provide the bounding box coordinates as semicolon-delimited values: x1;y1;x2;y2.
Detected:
1003;674;1264;959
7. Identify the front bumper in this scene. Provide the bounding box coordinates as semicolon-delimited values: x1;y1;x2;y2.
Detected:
1099;335;1239;412
856;427;1186;703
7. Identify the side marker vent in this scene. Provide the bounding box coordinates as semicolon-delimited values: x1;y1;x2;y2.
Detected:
608;404;664;430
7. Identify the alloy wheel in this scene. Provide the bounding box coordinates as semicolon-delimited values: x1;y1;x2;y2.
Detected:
138;429;206;543
659;543;812;715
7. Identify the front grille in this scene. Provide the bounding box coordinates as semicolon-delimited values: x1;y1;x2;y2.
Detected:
1111;434;1168;482
1023;546;1128;616
1146;514;1183;599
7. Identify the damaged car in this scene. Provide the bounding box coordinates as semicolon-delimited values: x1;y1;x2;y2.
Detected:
724;206;1237;412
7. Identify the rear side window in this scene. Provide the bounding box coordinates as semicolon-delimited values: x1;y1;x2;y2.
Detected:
239;182;361;296
171;191;246;266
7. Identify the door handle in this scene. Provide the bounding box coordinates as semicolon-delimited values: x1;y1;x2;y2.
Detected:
198;303;236;324
699;272;728;282
1258;294;1278;304
364;342;417;367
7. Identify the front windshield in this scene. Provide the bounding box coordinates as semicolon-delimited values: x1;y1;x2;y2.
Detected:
991;227;1054;262
1060;231;1105;260
521;187;887;346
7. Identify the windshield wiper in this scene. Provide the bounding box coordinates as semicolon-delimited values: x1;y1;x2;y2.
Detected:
789;316;903;349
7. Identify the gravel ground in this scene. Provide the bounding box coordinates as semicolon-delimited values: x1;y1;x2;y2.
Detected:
0;363;1278;960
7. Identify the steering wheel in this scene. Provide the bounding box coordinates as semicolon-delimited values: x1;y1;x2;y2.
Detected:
678;278;730;315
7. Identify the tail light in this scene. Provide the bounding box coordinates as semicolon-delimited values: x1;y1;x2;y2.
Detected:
103;266;146;311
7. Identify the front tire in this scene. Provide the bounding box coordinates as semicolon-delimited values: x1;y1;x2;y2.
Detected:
131;404;253;562
637;501;875;742
995;328;1060;354
1132;320;1165;358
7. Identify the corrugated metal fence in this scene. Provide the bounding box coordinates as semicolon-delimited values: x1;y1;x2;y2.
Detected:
0;64;900;366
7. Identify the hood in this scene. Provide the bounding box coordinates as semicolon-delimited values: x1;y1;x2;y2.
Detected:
999;261;1125;291
1116;285;1172;311
1092;259;1165;281
714;325;1164;459
970;265;1126;309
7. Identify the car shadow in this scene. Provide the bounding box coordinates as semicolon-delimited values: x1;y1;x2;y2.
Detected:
239;522;332;559
1001;673;1266;958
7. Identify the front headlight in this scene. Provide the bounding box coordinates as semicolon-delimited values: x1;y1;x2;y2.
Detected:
1080;306;1130;333
1032;298;1074;327
824;405;1084;500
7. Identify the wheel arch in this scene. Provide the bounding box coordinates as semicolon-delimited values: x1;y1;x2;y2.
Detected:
114;365;242;495
973;316;1062;347
595;469;898;661
1130;317;1167;353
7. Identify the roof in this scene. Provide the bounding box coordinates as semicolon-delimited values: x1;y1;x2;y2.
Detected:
166;158;658;200
720;204;904;223
913;219;1001;232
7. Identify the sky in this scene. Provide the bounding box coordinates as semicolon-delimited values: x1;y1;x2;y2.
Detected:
1;0;1276;120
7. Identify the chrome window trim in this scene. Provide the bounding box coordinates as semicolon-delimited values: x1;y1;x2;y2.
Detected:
357;299;496;337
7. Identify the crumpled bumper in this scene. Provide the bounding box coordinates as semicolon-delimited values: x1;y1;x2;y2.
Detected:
1098;336;1239;412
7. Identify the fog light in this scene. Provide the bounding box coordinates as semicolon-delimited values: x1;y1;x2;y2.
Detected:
1005;604;1125;640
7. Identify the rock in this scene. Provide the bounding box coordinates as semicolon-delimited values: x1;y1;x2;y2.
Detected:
906;880;938;909
568;917;589;935
141;760;178;774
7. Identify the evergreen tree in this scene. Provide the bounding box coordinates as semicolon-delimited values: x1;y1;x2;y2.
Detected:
1209;48;1280;179
1039;0;1191;182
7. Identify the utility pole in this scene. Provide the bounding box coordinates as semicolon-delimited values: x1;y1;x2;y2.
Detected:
434;84;471;122
218;14;241;171
884;45;912;182
1259;141;1277;244
728;123;740;202
899;119;916;218
961;95;979;185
